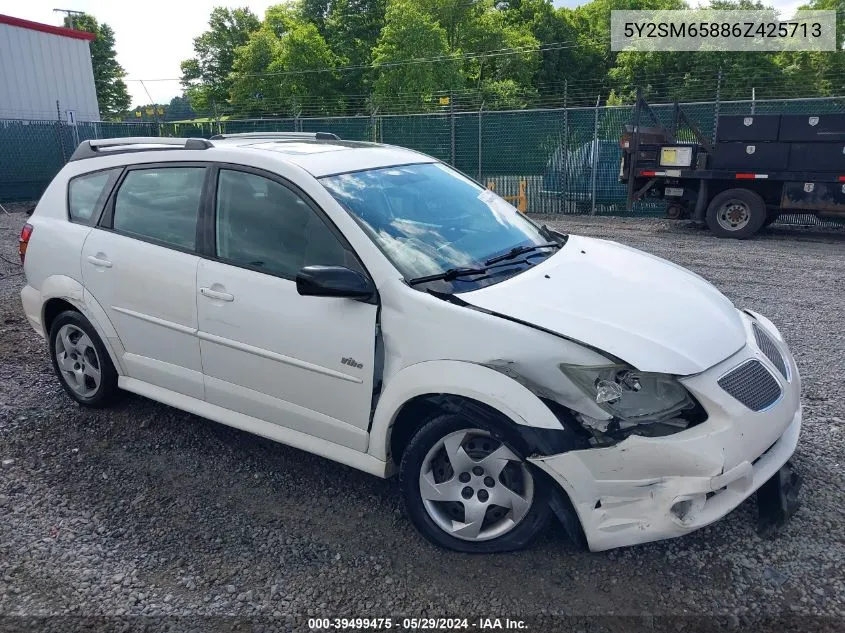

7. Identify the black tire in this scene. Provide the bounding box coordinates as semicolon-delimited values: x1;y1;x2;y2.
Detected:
705;188;767;239
399;413;551;553
48;310;120;408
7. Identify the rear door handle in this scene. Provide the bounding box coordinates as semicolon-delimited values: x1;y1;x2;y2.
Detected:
200;287;234;302
86;255;113;268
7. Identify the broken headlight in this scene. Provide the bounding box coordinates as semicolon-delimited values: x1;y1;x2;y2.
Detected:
559;364;696;442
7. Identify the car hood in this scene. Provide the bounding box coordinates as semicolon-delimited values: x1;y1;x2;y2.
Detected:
460;235;746;376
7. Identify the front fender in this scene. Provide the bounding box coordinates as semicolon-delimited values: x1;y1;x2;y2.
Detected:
367;359;564;461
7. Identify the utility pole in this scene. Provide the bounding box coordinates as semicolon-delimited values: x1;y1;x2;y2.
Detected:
53;8;84;29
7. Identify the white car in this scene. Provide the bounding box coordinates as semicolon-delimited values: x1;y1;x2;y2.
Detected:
19;134;802;553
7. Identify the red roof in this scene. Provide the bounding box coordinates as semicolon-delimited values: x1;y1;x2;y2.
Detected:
0;14;96;41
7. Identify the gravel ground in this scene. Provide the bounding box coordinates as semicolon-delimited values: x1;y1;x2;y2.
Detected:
0;209;843;631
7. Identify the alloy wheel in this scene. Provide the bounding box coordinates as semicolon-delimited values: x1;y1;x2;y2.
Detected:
418;429;534;542
54;323;102;398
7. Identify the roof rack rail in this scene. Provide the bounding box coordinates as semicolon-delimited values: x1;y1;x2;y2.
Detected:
208;131;340;141
69;137;213;162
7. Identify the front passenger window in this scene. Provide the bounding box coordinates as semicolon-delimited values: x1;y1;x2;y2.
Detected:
215;169;353;278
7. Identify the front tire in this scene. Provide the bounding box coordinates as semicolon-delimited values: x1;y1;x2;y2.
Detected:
399;414;551;553
49;310;119;407
705;188;767;239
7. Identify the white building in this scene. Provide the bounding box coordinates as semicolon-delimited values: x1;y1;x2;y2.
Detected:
0;14;100;122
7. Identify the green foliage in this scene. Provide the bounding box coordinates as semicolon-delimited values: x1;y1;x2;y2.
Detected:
64;14;131;119
180;7;261;114
179;0;845;117
230;22;341;116
371;0;459;111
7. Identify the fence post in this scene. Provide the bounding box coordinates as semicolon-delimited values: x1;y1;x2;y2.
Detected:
370;96;378;143
54;100;68;163
450;91;456;166
563;81;568;213
477;102;483;181
751;87;756;114
713;68;722;143
590;95;600;216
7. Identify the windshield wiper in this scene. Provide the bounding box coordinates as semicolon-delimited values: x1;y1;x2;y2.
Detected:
484;242;560;266
407;266;488;286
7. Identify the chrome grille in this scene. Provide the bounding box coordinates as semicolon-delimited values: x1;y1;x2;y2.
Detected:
753;323;788;379
718;360;782;411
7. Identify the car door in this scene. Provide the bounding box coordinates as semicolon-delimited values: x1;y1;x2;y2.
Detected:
195;165;377;452
81;163;208;400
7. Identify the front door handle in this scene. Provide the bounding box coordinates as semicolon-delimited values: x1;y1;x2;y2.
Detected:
86;255;113;268
200;287;234;302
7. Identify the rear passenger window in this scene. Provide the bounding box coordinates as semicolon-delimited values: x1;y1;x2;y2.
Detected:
112;167;205;250
68;169;119;223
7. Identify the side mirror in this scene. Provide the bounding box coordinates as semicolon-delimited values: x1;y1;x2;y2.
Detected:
296;265;375;301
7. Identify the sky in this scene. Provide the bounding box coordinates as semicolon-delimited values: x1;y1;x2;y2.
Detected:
0;0;810;107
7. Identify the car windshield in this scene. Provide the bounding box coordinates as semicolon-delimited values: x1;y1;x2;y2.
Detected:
320;163;559;287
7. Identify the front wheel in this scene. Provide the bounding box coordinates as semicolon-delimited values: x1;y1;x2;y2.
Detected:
399;414;551;553
705;188;767;239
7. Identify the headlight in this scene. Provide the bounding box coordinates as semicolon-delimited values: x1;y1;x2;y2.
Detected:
559;363;693;423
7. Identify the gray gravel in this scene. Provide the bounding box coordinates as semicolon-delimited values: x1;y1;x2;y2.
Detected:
0;210;843;629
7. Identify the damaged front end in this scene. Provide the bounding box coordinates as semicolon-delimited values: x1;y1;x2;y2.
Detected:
558;363;708;447
481;334;802;552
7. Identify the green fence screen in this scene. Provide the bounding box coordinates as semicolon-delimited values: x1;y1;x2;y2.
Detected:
2;96;843;223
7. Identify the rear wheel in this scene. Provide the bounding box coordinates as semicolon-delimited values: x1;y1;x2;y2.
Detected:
705;188;767;239
399;414;551;553
49;310;119;407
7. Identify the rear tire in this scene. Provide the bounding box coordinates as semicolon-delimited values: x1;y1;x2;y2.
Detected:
49;310;120;408
399;413;551;553
705;188;767;239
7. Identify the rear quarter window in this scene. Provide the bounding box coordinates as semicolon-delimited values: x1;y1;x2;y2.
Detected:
68;169;121;223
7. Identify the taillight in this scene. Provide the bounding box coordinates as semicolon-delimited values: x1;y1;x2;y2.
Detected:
19;223;33;264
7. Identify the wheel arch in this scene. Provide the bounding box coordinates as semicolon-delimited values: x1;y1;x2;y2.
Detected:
40;276;124;374
368;360;565;465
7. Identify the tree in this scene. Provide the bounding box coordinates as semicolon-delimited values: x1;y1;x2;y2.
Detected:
180;7;261;115
462;3;540;107
230;23;342;116
166;95;196;121
230;28;284;115
324;0;387;100
63;14;131;119
371;0;460;111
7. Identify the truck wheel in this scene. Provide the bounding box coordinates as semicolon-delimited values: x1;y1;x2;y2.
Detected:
706;189;767;239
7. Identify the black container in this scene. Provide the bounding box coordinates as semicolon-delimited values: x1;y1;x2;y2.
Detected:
779;114;845;142
716;115;780;142
781;181;845;211
788;142;845;172
710;142;790;171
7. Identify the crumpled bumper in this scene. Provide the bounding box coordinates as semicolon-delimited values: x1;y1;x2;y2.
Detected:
530;407;800;551
528;314;802;552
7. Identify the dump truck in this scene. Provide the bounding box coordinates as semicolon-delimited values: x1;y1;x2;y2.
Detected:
620;94;845;238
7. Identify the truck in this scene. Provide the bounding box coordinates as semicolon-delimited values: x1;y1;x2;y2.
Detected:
620;93;845;238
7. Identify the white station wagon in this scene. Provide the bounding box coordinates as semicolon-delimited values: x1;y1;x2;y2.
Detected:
19;133;802;552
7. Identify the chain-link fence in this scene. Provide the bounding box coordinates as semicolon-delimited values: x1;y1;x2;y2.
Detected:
2;96;844;226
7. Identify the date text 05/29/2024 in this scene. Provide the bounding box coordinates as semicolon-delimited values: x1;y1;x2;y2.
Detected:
308;617;528;630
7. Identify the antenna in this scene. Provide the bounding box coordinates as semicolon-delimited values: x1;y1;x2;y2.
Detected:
53;8;85;30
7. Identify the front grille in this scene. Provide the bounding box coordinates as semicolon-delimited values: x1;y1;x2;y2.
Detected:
753;323;788;379
718;360;782;411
